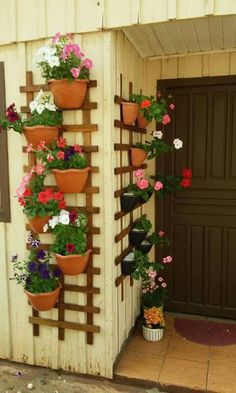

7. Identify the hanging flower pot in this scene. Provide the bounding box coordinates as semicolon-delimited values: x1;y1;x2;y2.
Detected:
24;286;61;312
52;167;91;193
55;249;91;276
23;125;59;147
137;112;150;129
27;215;50;234
129;228;147;247
130;148;148;167
142;325;164;341
139;189;153;205
48;79;89;109
121;252;136;276
121;102;139;125
120;192;139;212
136;240;153;254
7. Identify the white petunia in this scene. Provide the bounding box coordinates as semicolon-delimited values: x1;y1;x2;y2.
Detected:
153;130;163;139
47;56;60;67
173;138;183;149
36;103;45;114
29;100;38;113
35;46;55;63
43;224;48;233
59;210;70;225
35;89;44;102
48;216;59;229
45;102;56;111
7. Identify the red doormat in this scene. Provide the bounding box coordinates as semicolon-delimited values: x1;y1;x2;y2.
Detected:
174;317;236;346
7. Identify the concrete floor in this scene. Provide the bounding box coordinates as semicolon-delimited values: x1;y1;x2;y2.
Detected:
115;312;236;393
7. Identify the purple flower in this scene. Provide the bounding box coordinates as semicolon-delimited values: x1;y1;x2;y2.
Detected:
64;146;75;161
37;250;46;260
28;261;38;273
11;254;18;262
39;263;50;279
53;267;61;278
31;239;40;248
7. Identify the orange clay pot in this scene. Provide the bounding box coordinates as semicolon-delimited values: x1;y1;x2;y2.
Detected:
48;79;89;109
24;286;61;311
55;250;92;276
137;112;150;129
121;102;139;125
27;215;50;233
52;167;91;193
130;148;148;167
23;126;59;147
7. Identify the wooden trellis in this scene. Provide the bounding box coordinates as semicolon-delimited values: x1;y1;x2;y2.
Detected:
21;71;100;345
114;74;147;300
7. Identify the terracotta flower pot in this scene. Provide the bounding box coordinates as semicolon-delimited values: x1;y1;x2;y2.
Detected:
25;286;60;311
137;112;150;129
27;215;50;233
48;79;89;109
52;167;91;193
130;148;148;167
121;102;139;125
23;126;59;147
55;250;92;276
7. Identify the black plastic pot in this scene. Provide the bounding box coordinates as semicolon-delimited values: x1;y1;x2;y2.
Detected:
121;252;136;275
120;193;139;212
129;229;147;247
139;190;153;205
136;240;153;254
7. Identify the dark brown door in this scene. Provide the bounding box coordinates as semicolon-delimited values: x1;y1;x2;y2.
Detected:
157;76;236;319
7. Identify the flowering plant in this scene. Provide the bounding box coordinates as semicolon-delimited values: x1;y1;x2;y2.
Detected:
35;32;93;82
45;209;88;256
153;168;192;196
147;230;170;248
130;92;174;123
126;169;153;202
0;91;62;134
135;131;183;160
33;137;87;170
16;166;66;218
143;306;165;329
11;233;61;294
133;214;152;232
142;272;169;309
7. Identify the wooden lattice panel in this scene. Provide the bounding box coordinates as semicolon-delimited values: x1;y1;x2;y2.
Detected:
20;71;100;344
114;74;147;300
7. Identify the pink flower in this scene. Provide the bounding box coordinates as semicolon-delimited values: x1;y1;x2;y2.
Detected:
51;32;61;44
148;271;157;279
56;137;67;148
161;282;167;288
154;181;163;191
26;143;33;153
169;104;175;110
83;58;93;69
73;144;83;153
34;164;45;175
163;255;173;264
137;179;149;190
56;151;65;160
134;169;145;179
47;154;54;162
158;277;164;282
70;67;80;78
158;230;164;237
37;141;47;151
162;114;171;125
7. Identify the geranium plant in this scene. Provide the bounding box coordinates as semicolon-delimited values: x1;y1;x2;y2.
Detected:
11;233;61;294
135;131;183;160
45;209;88;256
126;169;153;202
0;90;62;134
153;168;192;196
16;166;66;219
130;92;174;123
142;271;169;309
35;32;93;81
143;306;165;329
34;137;87;170
133;214;152;232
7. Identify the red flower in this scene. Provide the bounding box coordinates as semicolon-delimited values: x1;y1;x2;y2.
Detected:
182;168;192;178
180;178;192;188
53;191;64;200
162;114;171;125
38;189;53;204
73;144;83;153
59;200;66;209
56;151;65;160
140;99;151;109
66;243;76;254
57;137;67;148
23;188;32;197
18;197;26;206
69;210;78;223
37;141;47;151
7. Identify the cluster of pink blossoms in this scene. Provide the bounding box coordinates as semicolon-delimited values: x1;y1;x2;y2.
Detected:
134;169;163;192
16;164;46;199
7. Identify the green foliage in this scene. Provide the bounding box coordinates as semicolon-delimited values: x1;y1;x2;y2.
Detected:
141;280;167;308
126;183;153;202
129;94;148;104
152;172;182;197
26;108;62;127
147;232;170;247
135;139;173;159
134;214;152;232
131;250;164;281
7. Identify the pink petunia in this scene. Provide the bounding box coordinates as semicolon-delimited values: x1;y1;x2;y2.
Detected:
154;181;163;191
83;58;93;69
137;179;149;190
158;230;164;237
51;32;61;44
134;169;145;179
70;67;80;78
26;143;33;153
34;164;46;175
162;114;171;125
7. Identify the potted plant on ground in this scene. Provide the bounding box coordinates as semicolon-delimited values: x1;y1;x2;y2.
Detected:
129;214;152;247
16;165;66;233
35;32;93;109
45;208;91;276
142;306;165;341
0;91;62;146
35;137;90;193
11;233;61;311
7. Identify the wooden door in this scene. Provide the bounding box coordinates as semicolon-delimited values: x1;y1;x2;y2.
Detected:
157;76;236;319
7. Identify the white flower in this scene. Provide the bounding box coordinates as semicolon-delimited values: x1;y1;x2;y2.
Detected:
173;138;183;149
153;130;163;139
35;103;45;114
35;89;44;102
35;46;55;63
45;102;56;111
47;55;60;67
48;216;59;229
29;100;38;113
43;224;48;233
58;210;70;225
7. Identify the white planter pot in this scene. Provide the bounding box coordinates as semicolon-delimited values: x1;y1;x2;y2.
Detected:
142;325;164;341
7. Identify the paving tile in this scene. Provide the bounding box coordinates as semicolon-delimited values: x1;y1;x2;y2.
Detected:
126;334;170;357
159;357;208;390
209;344;236;367
166;333;209;363
115;350;164;382
207;363;236;393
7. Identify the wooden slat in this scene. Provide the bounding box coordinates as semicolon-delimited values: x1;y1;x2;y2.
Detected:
22;145;99;153
63;284;100;294
114;163;146;175
20;102;97;113
115;245;133;266
29;316;100;333
114;203;142;220
114;119;146;134
115;275;126;287
114;188;125;198
61;124;98;132
114;143;132;151
114;94;127;104
20;80;97;93
114;224;132;243
25;223;100;235
56;303;100;313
